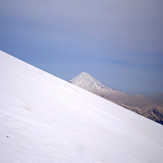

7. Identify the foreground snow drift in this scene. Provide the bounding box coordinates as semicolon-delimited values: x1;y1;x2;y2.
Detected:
0;50;163;163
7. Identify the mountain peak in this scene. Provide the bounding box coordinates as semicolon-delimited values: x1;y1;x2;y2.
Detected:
76;72;92;78
71;72;94;81
70;72;116;94
80;71;88;75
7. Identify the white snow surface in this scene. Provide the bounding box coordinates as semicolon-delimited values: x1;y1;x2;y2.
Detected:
0;50;163;163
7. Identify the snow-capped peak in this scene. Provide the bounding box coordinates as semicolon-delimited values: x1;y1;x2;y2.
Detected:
70;72;120;95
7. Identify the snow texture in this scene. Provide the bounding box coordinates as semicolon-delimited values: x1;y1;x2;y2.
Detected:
0;50;163;163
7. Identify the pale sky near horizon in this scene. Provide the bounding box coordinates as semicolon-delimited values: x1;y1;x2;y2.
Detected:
0;0;163;94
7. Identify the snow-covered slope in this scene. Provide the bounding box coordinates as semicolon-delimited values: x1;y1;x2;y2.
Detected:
1;50;163;163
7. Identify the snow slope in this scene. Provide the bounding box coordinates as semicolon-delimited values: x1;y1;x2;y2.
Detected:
0;50;163;163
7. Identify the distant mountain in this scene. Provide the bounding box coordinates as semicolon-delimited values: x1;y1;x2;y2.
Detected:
70;72;163;125
70;72;123;96
145;92;163;103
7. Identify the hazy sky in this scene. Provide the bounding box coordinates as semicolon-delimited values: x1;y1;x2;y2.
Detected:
0;0;163;94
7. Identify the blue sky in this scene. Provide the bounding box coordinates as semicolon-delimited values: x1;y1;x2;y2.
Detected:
0;0;163;94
